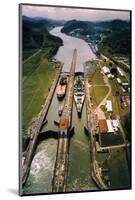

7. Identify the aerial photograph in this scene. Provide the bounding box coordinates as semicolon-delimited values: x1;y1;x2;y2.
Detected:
20;4;131;195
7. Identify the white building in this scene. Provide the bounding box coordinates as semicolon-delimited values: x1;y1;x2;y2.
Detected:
105;100;112;112
122;82;129;87
117;67;124;77
107;74;114;79
102;66;110;74
112;119;119;132
106;120;114;133
116;78;122;85
106;119;120;133
121;86;126;93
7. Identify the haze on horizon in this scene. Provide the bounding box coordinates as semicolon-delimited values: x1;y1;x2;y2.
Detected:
22;5;130;22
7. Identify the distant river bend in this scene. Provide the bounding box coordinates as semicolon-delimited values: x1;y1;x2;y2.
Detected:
50;26;96;72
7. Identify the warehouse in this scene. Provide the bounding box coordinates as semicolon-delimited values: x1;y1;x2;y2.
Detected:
116;78;122;85
105;100;112;112
98;119;108;133
112;119;119;132
117;67;124;77
102;66;110;74
106;120;114;133
107;74;114;79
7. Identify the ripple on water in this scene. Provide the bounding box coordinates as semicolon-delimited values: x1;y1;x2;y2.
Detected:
23;139;57;194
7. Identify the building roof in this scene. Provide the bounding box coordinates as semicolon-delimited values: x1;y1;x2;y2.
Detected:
102;66;110;74
117;67;124;76
98;119;108;133
112;120;119;131
107;74;114;79
122;82;129;86
116;78;122;84
106;100;112;112
106;120;114;133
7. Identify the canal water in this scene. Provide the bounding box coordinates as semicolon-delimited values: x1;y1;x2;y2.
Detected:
50;27;96;72
66;102;98;192
22;27;97;194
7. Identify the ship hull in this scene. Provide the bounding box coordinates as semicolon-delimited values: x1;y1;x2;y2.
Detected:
74;94;85;117
57;93;66;101
74;75;85;117
56;75;67;101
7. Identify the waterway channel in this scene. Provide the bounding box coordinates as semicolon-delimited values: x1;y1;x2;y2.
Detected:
22;26;98;194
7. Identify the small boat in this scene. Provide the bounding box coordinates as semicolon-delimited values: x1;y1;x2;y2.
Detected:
58;105;64;116
56;75;67;100
74;76;85;117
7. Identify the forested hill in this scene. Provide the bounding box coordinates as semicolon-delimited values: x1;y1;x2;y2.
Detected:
61;19;131;57
61;19;130;34
22;16;64;60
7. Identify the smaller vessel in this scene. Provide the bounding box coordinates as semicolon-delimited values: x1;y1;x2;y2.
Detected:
58;105;64;116
56;75;67;100
74;76;85;117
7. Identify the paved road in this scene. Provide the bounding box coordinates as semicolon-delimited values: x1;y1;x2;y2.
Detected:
96;142;130;152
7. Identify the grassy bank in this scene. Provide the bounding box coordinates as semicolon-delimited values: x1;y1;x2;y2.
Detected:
91;86;109;108
23;48;40;61
88;64;109;108
22;19;63;132
22;58;56;131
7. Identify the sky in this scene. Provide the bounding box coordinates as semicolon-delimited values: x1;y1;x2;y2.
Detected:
22;5;130;21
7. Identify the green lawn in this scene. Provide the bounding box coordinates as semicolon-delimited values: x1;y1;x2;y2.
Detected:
22;58;56;130
91;86;109;108
89;68;105;85
89;65;109;108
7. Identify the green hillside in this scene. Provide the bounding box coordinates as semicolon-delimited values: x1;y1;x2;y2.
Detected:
22;16;63;131
22;16;63;60
61;19;131;57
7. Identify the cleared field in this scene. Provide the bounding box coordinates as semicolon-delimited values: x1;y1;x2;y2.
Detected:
22;58;56;130
89;68;105;85
91;86;109;108
23;52;43;78
89;66;109;108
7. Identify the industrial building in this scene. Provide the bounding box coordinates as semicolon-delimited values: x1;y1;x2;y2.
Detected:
117;67;124;77
112;120;119;132
98;119;119;134
98;119;108;133
105;100;112;112
107;74;114;79
106;120;114;133
116;78;122;85
102;66;110;74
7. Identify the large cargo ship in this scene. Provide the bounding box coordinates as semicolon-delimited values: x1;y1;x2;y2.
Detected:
74;75;85;117
56;75;67;100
